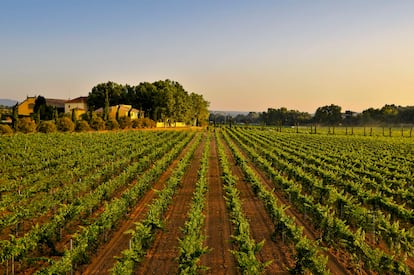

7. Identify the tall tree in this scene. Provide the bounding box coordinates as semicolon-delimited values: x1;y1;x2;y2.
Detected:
314;104;342;125
103;90;109;121
12;103;19;130
381;104;399;125
190;93;210;126
87;81;126;111
33;96;54;120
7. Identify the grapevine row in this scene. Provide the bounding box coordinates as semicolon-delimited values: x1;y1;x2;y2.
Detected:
110;132;203;274
221;129;328;274
215;131;270;274
177;133;211;274
226;128;410;273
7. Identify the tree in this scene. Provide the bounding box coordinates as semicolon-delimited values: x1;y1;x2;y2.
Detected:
12;103;19;130
398;106;414;124
33;96;54;120
360;108;382;125
261;107;311;126
314;104;342;125
87;81;126;111
381;104;399;125
88;79;209;126
71;109;77;123
190;93;209;126
103;90;109;121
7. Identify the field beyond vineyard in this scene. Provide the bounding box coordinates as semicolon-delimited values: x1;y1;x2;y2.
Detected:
0;128;413;274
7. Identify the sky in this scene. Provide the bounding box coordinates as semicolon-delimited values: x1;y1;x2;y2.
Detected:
1;1;414;113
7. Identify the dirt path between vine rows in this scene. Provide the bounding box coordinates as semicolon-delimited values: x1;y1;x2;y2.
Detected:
221;135;293;274
200;136;238;274
134;138;206;274
225;132;352;275
82;134;199;274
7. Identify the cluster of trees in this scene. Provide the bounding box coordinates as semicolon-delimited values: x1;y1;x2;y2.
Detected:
88;79;210;126
0;79;210;135
213;104;414;126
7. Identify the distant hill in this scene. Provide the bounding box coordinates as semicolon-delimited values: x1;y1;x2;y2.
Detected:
0;99;18;107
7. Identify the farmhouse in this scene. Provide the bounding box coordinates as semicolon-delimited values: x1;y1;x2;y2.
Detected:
17;96;36;116
95;104;144;120
45;98;66;113
17;96;66;116
65;97;88;119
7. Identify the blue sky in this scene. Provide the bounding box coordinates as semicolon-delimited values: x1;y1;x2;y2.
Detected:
1;1;414;112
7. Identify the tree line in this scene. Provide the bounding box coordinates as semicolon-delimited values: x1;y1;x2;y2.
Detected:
87;79;210;126
212;104;414;126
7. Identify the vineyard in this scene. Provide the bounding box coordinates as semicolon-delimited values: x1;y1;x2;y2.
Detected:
0;128;413;274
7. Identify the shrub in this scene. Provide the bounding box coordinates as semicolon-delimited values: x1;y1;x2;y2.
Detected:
131;118;156;129
57;117;75;132
106;119;119;130
142;117;156;128
17;117;36;133
0;124;13;135
89;116;105;131
118;116;132;129
75;120;91;132
131;118;143;129
37;121;57;133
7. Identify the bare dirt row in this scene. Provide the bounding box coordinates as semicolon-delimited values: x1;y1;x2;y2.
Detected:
200;136;237;274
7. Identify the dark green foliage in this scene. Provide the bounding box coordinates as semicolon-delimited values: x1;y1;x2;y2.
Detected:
88;80;210;125
34;96;55;121
261;107;312;126
12;103;19;130
314;104;342;125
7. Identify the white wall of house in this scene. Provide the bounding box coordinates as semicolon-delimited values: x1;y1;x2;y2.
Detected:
65;102;87;113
